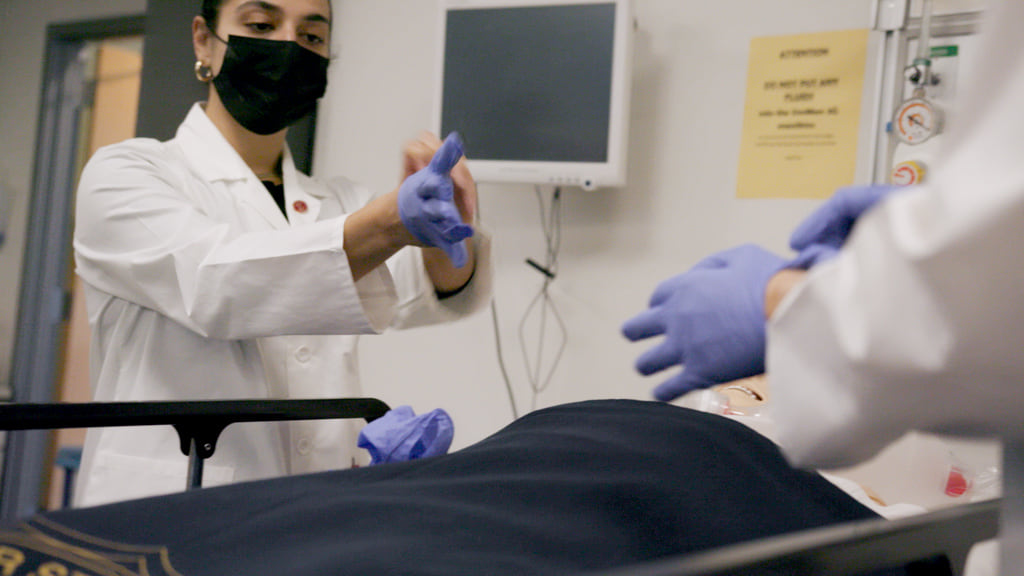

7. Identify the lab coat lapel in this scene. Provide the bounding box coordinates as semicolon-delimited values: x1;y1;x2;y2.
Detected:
176;103;290;230
235;179;291;230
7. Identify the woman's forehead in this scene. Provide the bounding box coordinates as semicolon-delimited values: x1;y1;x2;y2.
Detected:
223;0;331;23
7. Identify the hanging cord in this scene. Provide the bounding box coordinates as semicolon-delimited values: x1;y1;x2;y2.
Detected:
490;300;519;420
518;187;567;411
477;189;520;420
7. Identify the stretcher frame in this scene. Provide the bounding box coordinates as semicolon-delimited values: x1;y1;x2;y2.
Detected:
0;398;391;491
595;497;999;576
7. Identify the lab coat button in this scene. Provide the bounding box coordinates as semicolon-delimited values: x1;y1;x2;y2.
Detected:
297;437;312;455
295;346;312;363
293;200;308;213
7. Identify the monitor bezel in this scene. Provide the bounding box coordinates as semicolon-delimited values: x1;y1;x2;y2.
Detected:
433;0;634;190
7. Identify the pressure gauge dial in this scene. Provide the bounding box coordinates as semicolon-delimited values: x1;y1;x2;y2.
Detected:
891;160;927;186
894;98;942;145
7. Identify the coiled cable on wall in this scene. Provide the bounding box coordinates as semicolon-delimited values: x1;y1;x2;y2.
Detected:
518;186;567;411
483;185;568;419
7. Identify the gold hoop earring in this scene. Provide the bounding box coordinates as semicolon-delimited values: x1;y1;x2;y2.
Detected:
194;61;213;83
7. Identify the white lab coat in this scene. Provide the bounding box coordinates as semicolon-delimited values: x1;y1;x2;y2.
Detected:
72;104;492;507
767;1;1022;570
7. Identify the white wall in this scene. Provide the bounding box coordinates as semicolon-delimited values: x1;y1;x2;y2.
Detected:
0;0;147;397
315;0;879;449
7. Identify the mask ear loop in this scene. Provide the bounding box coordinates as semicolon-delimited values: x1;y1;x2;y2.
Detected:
202;16;230;45
209;30;230;45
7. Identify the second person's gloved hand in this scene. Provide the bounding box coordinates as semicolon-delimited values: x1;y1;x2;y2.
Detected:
787;184;899;269
622;244;786;402
398;132;475;268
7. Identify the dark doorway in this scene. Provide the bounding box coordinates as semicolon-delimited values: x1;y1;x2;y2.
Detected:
1;15;146;523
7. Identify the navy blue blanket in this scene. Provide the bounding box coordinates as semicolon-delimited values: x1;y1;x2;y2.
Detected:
1;400;941;575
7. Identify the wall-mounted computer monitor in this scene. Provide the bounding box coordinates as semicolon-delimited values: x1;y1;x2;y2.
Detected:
435;0;634;191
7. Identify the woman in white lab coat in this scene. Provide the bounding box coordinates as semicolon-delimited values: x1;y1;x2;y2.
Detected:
624;0;1022;570
72;0;491;506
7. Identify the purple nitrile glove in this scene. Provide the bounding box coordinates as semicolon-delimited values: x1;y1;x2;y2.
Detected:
622;244;786;402
787;185;900;269
357;406;455;465
398;132;474;268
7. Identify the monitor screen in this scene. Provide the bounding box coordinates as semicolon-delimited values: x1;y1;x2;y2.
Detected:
441;3;616;163
436;1;632;189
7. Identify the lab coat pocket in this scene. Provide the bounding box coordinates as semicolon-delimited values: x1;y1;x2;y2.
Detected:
80;450;235;507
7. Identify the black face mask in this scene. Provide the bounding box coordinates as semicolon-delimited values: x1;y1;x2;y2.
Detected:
212;35;329;135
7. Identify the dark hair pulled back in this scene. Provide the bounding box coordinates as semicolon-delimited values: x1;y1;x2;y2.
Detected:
200;0;226;32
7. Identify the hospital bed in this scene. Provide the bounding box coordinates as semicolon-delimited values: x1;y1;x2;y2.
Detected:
0;399;1000;576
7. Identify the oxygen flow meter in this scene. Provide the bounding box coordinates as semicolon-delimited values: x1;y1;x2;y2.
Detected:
893;96;942;145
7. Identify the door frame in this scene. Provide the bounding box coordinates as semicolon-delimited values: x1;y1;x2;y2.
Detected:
1;15;145;523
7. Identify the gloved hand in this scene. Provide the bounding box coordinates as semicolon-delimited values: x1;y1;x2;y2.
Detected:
357;406;455;465
622;244;786;402
398;132;475;268
787;185;898;269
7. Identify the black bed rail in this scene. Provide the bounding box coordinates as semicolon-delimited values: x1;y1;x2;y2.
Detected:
0;398;391;490
593;497;999;576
